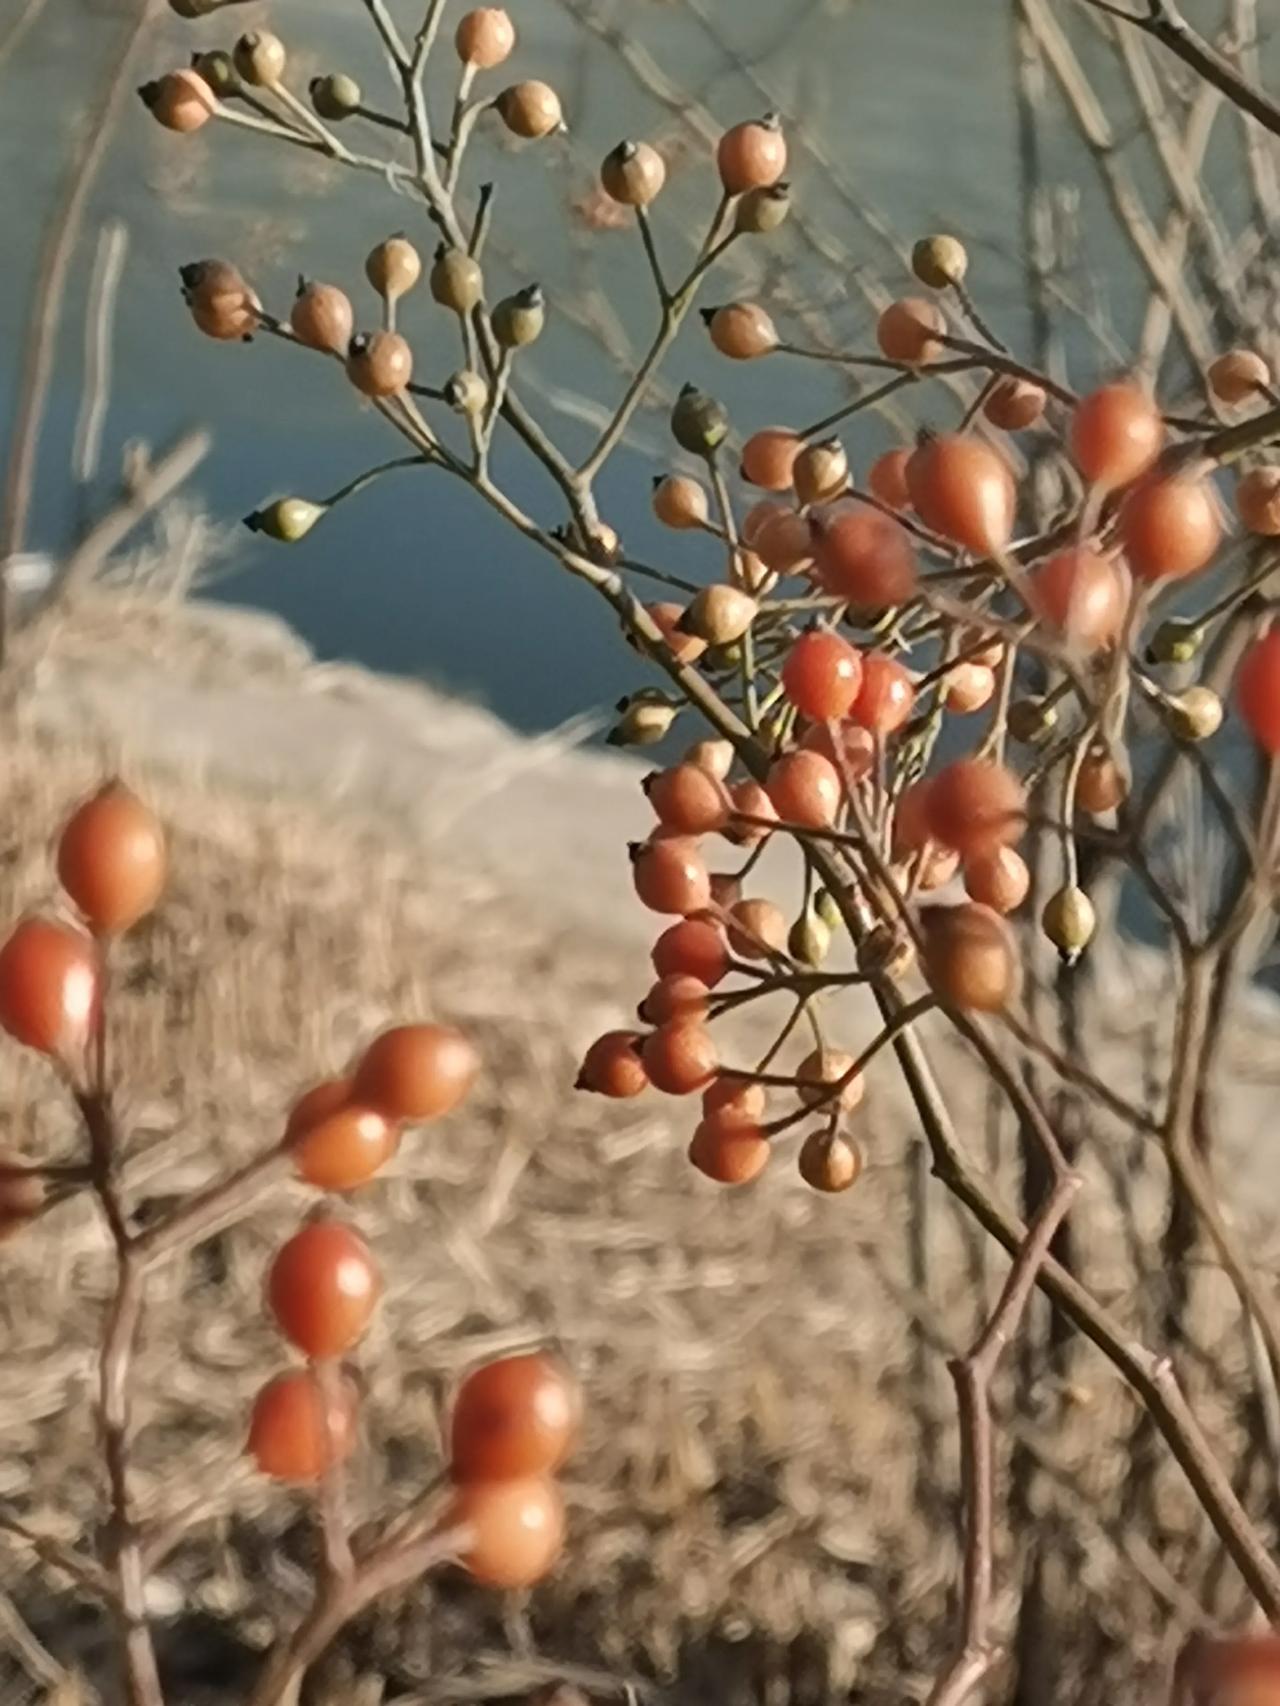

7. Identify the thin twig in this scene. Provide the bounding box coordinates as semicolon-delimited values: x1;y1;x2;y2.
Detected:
246;1525;469;1706
133;1138;292;1269
0;1513;121;1605
1073;0;1280;139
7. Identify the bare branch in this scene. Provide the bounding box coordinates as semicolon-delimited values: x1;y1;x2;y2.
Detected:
77;1088;163;1706
246;1525;469;1706
1072;0;1280;138
926;1174;1080;1706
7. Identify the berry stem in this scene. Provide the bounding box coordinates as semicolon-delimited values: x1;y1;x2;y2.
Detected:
949;279;1010;354
269;78;355;160
312;1357;356;1583
707;451;760;730
353;103;412;134
635;205;670;306
443;74;481;196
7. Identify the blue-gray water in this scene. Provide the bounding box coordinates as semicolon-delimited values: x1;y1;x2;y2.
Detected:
2;0;1273;730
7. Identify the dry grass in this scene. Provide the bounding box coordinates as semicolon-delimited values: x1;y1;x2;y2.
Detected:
0;627;1276;1705
0;720;929;1705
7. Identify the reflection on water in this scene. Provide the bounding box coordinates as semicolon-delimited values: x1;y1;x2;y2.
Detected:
1;0;1275;729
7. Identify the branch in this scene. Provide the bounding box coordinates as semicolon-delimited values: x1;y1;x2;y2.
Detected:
635;205;670;305
211;102;417;182
395;420;1280;1617
132;1138;291;1269
914;1010;1280;1614
577;202;735;483
1160;952;1280;1418
1074;0;1280;139
0;0;49;72
313;1358;355;1583
77;1089;163;1706
927;1175;1080;1706
361;0;409;68
0;1512;121;1606
1001;1009;1159;1135
1026;0;1214;365
139;1460;255;1572
246;1524;468;1706
779;331;1078;408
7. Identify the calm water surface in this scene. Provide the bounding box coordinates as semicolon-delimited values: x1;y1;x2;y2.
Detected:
1;0;1270;729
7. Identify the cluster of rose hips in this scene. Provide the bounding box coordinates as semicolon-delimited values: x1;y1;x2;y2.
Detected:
249;1029;576;1590
141;8;573;443
574;698;1032;1195
0;778;164;1083
141;10;801;548
252;1248;577;1590
143;9;559;143
246;1018;479;1478
0;779;577;1591
576;295;1280;1184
